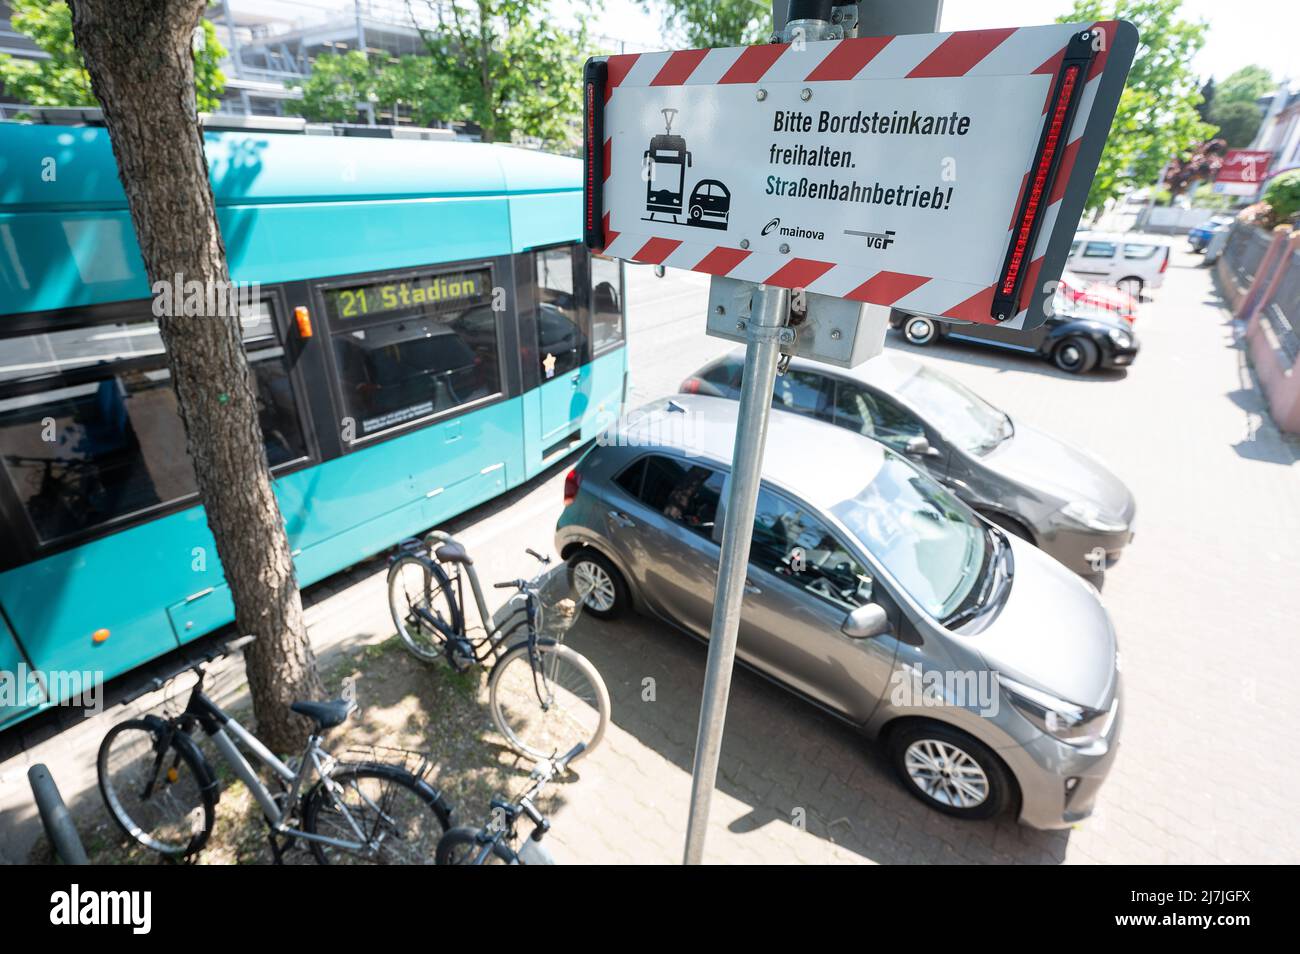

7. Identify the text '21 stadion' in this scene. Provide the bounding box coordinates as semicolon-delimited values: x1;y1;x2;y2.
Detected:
583;20;1136;330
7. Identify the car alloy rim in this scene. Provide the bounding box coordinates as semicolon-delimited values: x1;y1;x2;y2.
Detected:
903;739;990;809
907;320;932;342
1060;344;1081;367
573;560;616;612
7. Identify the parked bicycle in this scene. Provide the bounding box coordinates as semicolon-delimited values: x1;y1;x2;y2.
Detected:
97;636;452;863
387;531;610;762
435;742;584;864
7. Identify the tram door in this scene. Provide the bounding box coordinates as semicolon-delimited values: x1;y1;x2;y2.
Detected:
533;244;592;447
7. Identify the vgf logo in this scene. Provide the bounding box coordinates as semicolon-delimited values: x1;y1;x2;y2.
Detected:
845;227;897;250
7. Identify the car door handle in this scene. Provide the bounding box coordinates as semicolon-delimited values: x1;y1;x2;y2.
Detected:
744;579;762;595
571;374;582;388
608;510;636;528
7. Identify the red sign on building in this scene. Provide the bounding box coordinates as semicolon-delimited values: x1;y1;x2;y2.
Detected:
1216;149;1274;185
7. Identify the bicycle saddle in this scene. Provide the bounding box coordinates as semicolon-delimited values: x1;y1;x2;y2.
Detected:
290;698;352;729
435;540;473;565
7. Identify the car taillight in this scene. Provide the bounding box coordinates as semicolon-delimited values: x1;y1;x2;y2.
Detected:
680;377;701;394
563;468;582;506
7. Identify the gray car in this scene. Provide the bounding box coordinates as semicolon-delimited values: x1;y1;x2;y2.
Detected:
682;350;1135;576
556;395;1121;829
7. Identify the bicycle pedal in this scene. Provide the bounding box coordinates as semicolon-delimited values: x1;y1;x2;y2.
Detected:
447;637;476;671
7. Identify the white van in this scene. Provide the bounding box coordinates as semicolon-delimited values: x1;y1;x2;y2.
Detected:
1067;231;1170;298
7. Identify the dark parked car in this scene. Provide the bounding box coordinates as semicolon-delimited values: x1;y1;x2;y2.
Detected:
890;290;1139;374
682;352;1135;576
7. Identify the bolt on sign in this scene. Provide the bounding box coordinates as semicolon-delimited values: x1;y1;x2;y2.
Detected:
583;21;1136;329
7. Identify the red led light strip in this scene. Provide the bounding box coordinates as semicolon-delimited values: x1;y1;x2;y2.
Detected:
999;64;1079;299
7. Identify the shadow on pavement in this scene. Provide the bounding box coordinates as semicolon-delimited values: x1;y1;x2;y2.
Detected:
562;613;1073;864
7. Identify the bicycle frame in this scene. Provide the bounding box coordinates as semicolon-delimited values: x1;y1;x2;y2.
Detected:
424;531;537;659
173;678;387;854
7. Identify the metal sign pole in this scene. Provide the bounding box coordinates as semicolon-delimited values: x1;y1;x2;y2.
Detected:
682;284;789;865
681;0;944;866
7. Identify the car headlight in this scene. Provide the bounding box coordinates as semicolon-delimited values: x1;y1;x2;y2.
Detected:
1107;328;1133;348
1000;676;1112;747
1060;500;1128;533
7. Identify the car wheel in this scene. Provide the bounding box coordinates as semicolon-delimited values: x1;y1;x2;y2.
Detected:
567;548;629;620
887;722;1014;821
1116;276;1143;299
689;205;703;222
902;316;938;346
1052;336;1098;374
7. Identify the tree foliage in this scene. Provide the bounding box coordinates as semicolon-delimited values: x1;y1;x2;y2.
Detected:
0;0;225;111
641;0;769;48
1057;0;1214;212
297;50;377;124
1202;64;1273;147
1216;65;1273;106
295;51;462;127
1208;99;1262;147
1262;169;1300;225
1165;137;1226;197
405;0;590;149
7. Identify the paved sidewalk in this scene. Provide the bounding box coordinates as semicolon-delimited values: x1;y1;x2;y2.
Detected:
3;247;1297;864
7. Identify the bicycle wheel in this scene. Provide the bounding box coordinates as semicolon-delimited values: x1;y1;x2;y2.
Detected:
388;553;461;663
302;763;451;864
435;826;516;865
97;718;215;858
488;639;609;762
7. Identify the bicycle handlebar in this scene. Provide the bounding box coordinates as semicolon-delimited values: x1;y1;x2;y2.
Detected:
557;742;586;771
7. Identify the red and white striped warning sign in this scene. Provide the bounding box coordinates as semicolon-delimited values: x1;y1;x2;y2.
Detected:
584;20;1136;328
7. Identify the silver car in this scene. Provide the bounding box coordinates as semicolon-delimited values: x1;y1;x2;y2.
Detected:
682;350;1135;576
556;395;1121;828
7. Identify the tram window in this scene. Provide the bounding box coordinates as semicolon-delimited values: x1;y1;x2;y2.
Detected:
534;245;586;379
590;254;623;355
0;302;308;545
327;267;501;439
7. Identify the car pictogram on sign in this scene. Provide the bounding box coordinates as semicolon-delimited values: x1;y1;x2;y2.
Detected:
688;179;731;229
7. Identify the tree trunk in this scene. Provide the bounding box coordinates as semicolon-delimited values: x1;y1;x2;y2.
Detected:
69;0;323;751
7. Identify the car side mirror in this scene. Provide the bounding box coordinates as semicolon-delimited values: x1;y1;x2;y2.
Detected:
841;603;890;639
904;436;939;459
654;264;666;279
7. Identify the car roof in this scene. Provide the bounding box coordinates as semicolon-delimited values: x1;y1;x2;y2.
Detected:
1074;230;1170;246
614;393;887;508
710;347;927;393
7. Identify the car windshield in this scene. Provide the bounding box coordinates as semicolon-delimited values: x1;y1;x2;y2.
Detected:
830;452;989;620
894;365;1012;455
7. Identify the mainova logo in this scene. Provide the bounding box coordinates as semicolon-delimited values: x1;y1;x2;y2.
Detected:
762;216;826;241
50;885;151;934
